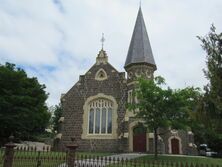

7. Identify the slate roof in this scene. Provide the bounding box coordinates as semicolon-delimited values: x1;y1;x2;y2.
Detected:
124;7;156;69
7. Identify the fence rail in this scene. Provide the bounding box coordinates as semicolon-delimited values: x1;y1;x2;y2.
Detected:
0;148;4;167
12;147;66;167
0;143;221;167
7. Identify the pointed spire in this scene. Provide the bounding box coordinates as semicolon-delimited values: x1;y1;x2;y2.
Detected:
124;7;156;70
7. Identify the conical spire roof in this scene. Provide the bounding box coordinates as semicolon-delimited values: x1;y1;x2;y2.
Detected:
124;7;156;69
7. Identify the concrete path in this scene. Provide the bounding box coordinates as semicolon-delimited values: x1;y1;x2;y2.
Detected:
105;153;147;160
160;154;207;158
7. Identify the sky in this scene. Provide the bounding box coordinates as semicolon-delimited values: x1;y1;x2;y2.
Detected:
0;0;222;106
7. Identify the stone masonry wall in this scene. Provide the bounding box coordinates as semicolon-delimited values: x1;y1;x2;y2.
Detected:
59;62;127;152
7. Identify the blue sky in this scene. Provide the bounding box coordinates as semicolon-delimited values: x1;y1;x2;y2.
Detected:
0;0;222;106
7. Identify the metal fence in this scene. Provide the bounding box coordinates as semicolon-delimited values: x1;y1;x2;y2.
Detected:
66;155;222;167
12;146;66;167
1;143;221;167
0;148;4;167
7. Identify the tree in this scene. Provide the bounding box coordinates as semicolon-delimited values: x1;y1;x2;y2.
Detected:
0;62;51;145
128;76;200;158
51;104;62;133
198;25;222;126
194;25;222;151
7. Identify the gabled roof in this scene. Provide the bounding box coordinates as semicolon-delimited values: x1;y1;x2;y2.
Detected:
124;7;156;69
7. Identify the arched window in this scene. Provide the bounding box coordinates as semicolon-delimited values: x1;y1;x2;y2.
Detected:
88;99;113;134
95;69;108;81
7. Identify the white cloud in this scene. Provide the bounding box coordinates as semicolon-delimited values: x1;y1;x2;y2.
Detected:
0;0;64;65
0;0;221;106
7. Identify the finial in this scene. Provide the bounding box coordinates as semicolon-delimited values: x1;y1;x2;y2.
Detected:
100;33;105;50
139;0;142;7
9;135;14;143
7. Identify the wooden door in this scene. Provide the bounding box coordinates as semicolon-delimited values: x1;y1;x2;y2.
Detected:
133;125;146;152
171;138;180;154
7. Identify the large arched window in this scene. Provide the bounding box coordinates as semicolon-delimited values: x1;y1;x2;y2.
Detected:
88;99;113;134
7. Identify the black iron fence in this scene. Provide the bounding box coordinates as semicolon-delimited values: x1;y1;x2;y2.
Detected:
13;146;66;167
0;142;221;167
0;148;4;167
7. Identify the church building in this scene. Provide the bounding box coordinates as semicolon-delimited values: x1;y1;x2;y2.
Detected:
57;7;197;154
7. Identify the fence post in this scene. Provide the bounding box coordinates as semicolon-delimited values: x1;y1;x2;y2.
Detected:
66;137;78;167
3;136;16;167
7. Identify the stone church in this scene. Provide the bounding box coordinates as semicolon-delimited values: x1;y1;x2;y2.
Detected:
57;7;197;154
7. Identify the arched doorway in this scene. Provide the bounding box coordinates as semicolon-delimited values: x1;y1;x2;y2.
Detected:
133;124;147;152
171;138;180;154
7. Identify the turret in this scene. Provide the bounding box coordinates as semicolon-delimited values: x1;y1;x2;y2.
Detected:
124;7;157;83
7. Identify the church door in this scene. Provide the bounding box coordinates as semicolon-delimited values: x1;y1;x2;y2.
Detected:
133;124;146;152
171;138;180;154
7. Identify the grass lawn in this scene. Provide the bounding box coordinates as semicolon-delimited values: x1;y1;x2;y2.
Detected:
77;151;113;157
135;154;222;166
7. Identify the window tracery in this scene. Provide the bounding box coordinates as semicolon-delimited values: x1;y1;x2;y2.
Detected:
88;99;113;134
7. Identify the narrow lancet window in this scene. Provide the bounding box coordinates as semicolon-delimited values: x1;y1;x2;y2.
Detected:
107;108;112;133
95;108;100;134
101;108;107;133
89;108;94;134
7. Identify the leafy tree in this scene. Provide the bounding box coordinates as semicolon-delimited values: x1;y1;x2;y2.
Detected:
128;76;200;158
0;62;51;145
51;104;62;133
198;25;222;126
194;25;222;151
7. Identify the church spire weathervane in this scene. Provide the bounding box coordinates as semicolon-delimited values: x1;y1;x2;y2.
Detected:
101;33;105;50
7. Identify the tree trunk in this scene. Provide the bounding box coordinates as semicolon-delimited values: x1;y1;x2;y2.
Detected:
154;128;158;159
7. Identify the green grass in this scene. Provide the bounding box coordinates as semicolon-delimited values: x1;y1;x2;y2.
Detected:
77;151;113;157
135;155;222;166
